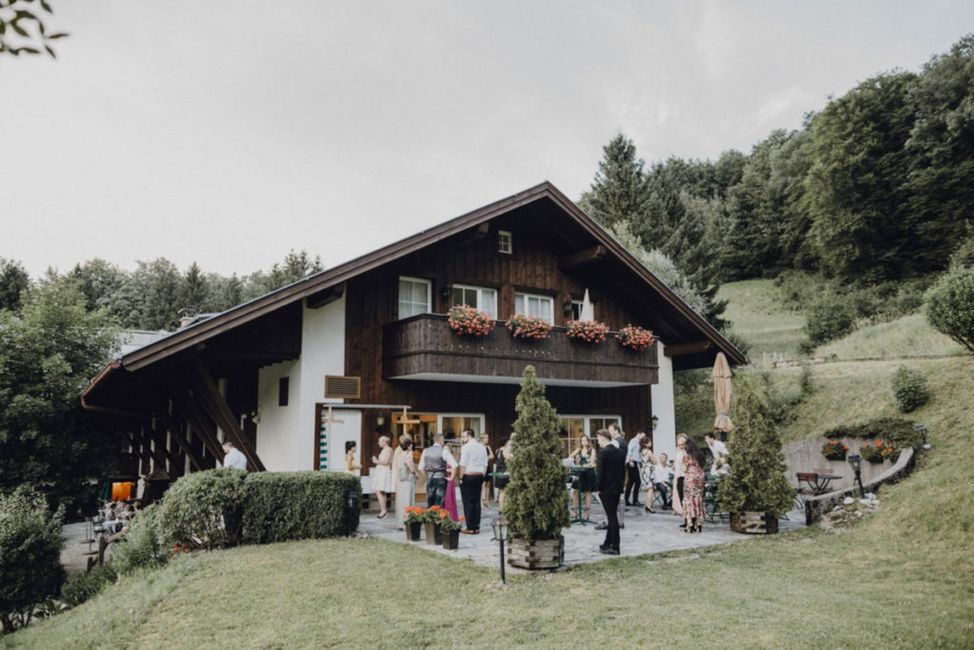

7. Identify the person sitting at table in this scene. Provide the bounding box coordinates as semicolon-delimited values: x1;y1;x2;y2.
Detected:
705;433;730;476
639;438;658;512
653;453;673;510
570;435;597;520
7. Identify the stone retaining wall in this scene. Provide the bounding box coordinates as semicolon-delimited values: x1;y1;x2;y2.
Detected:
803;447;916;525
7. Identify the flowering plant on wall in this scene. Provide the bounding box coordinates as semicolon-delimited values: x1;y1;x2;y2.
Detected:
566;319;608;344
616;324;655;351
821;439;849;460
861;439;894;463
506;314;552;340
448;305;495;337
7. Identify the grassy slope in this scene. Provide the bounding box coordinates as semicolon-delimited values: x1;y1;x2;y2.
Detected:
816;313;965;360
718;279;806;357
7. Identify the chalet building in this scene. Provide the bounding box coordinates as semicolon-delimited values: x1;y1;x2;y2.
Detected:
82;182;744;494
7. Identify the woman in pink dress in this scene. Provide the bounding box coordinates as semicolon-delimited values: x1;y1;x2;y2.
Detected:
681;437;707;533
443;451;459;521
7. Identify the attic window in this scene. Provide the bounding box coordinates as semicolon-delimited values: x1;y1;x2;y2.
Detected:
324;375;361;400
498;230;513;255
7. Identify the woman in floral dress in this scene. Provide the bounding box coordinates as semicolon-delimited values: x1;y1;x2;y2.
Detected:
681;437;708;533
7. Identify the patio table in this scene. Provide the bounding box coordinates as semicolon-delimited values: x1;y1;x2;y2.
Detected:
568;466;597;525
797;472;843;497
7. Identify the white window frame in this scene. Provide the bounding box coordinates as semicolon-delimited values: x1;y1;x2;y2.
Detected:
558;414;624;456
514;292;555;323
398;276;432;320
570;299;585;321
449;284;498;319
498;230;513;255
436;413;486;439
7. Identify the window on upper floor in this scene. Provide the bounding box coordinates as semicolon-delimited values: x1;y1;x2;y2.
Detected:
570;299;585;321
450;284;498;319
398;276;431;319
498;230;513;255
514;292;554;323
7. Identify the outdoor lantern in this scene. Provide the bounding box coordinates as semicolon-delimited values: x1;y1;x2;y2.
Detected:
847;454;865;498
344;488;359;537
491;515;509;584
651;415;659;431
914;423;929;448
376;414;386;427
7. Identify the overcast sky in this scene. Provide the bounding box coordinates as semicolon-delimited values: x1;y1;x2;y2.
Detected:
2;1;972;277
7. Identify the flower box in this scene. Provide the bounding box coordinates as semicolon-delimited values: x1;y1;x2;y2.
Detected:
565;319;608;344
448;305;495;337
506;314;552;340
861;439;893;463
821;439;848;461
616;324;655;352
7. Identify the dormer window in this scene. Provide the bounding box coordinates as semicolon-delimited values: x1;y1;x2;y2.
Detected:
498;230;513;255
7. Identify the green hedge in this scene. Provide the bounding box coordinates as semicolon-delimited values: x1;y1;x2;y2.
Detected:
160;469;246;550
113;503;167;574
241;472;361;545
823;417;922;448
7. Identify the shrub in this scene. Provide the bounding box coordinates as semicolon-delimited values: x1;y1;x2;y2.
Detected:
891;366;931;413
821;440;849;460
924;267;974;353
240;471;361;544
505;366;570;541
860;440;894;463
160;469;246;551
805;293;856;346
823;417;921;449
717;379;794;518
112;503;167;574
0;488;65;633
60;564;117;608
949;231;974;269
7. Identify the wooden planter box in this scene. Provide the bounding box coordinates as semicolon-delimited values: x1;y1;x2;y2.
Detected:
405;521;422;541
730;511;779;535
442;529;460;550
424;521;442;545
507;536;564;570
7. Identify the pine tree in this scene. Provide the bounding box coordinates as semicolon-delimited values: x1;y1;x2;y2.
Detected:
504;366;570;541
181;262;210;316
578;134;649;229
717;379;794;517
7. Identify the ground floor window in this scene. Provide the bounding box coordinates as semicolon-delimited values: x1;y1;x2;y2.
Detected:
558;414;622;458
437;413;484;441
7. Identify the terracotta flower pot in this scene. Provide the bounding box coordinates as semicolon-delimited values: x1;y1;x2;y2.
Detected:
442;529;460;550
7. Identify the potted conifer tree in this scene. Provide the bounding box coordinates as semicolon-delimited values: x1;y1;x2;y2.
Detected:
717;380;794;534
504;366;570;569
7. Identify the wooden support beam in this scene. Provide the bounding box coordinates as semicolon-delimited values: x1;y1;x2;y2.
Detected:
129;430;150;474
166;420;203;472
147;419;183;474
129;429;168;475
559;245;607;269
159;377;226;463
664;340;712;357
185;356;266;472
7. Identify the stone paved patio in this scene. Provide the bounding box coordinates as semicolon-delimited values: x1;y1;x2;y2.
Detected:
358;498;805;572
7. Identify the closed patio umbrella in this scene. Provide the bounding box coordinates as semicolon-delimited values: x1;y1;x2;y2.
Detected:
580;289;595;321
713;351;734;433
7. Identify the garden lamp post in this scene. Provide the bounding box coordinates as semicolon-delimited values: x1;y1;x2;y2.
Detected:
345;488;359;537
491;515;509;585
847;454;865;498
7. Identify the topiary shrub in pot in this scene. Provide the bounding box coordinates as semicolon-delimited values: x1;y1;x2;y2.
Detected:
504;365;569;569
717;380;794;535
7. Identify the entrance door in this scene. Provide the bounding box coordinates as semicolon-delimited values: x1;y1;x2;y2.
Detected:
317;406;363;474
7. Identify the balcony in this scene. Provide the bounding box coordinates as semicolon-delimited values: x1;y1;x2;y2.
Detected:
382;314;658;387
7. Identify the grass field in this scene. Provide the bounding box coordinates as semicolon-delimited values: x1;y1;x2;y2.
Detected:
718;279;806;358
815;313;966;361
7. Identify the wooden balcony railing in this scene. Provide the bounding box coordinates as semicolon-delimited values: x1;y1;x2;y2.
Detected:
382;314;658;386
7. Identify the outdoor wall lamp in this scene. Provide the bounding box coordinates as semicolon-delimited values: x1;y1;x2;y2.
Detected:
847;454;865;498
376;414;385;427
491;515;509;585
651;415;659;431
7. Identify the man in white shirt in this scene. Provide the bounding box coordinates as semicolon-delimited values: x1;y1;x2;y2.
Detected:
653;452;673;509
705;433;730;476
222;440;248;471
625;431;646;507
418;433;457;507
457;428;488;534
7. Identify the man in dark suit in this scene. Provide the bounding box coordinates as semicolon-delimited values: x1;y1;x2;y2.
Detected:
596;428;626;555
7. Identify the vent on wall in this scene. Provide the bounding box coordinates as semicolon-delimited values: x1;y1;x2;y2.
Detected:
324;375;361;399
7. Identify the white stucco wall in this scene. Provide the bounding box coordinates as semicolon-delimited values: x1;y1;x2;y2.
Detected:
255;296;346;471
651;340;677;461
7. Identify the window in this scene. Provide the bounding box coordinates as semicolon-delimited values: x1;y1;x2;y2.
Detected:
449;284;497;318
558;415;622;458
498;230;513;254
398;277;431;319
278;377;289;407
514;292;554;323
437;414;484;440
570;299;584;321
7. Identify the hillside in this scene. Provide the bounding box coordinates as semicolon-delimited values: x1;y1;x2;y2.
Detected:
718;279;806;358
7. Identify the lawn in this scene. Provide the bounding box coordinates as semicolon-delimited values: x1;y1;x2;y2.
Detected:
718;279;806;358
12;353;974;648
815;313;966;361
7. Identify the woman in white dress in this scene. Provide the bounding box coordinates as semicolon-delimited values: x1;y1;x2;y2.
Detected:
371;436;393;518
394;438;418;530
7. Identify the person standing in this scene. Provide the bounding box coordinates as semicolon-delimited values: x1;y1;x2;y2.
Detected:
494;437;513;511
682;437;708;533
394;438;419;530
457;428;488;534
596;428;625;555
640;439;657;512
418;433;456;507
371;436;394;519
625;431;646;506
570;435;597;520
344;440;361;476
222;440;248;470
673;433;687;517
481;433;495;508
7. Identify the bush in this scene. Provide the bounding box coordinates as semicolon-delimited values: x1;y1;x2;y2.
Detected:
924;268;974;353
0;488;65;633
891;366;931;413
112;503;167;574
60;563;117;608
160;469;246;551
241;472;361;544
823;417;921;448
950;231;974;269
805;293;856;346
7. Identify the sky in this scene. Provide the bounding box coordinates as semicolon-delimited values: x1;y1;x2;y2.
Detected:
2;1;973;277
